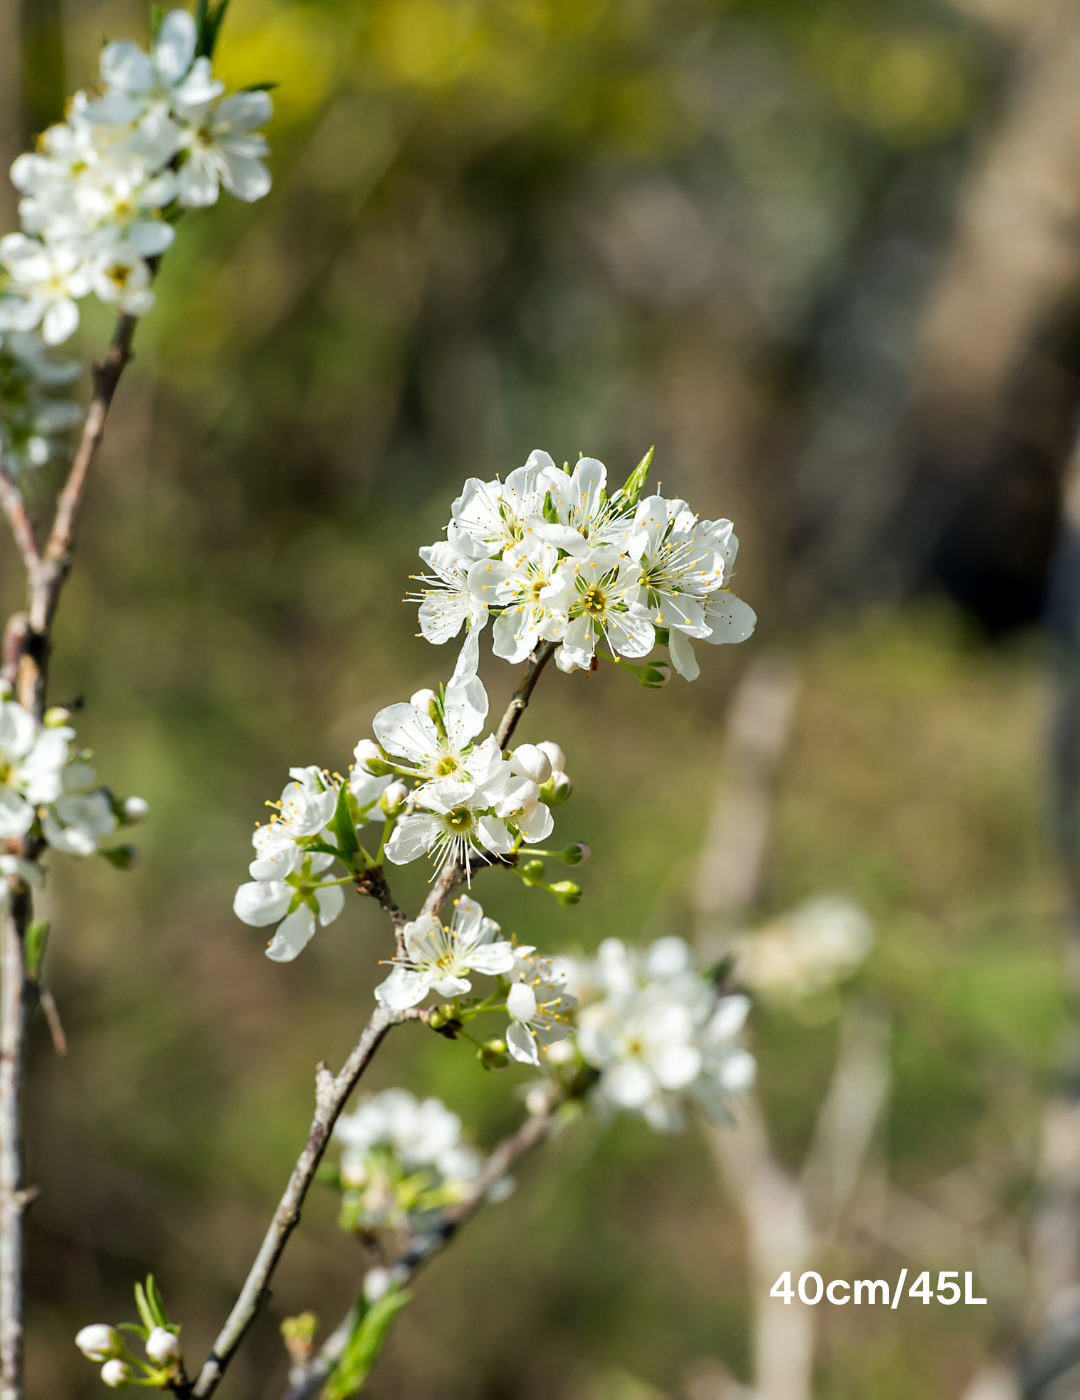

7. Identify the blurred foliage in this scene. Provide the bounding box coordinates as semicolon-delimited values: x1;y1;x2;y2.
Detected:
4;0;1063;1397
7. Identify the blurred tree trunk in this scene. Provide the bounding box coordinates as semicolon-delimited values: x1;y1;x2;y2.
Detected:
0;0;21;230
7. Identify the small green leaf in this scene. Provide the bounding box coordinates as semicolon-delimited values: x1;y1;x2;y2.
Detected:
331;784;359;863
23;920;49;978
611;446;653;512
241;81;279;92
146;1274;169;1328
324;1287;411;1400
117;1322;150;1341
134;1282;155;1334
304;839;346;862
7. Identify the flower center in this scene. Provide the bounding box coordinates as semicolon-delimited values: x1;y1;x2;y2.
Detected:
582;586;607;617
435;755;460;776
444;806;474;833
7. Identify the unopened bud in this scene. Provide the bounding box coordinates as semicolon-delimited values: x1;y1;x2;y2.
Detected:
75;1325;122;1361
43;706;71;728
539;772;572;806
100;844;138;870
520;859;545;885
477;1037;509;1069
101;1360;133;1389
145;1328;180;1365
560;843;590;866
410;688;437;710
549;880;582;906
121;796;150;825
639;662;671;689
354;740;394;777
281;1312;318;1360
536;741;565;774
427;1008;448;1030
509;744;551;785
379;781;408;817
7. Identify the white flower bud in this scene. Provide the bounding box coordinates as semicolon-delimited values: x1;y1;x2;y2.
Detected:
363;1265;404;1301
354;740;394;776
145;1327;180;1364
536;741;566;774
44;706;71;728
409;688;437;710
75;1325;122;1361
101;1359;133;1388
539;771;572;806
379;781;408;817
554;645;582;674
509;744;551;785
122;796;150;824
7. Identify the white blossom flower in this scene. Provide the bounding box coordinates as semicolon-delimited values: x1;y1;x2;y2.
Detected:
569;937;754;1131
409;540;490;682
0;330;81;472
446;452;552;561
0;698;71;837
246;765;338;879
535;456;632;557
89;247;156;316
233;850;345;963
75;1325;122;1361
375;894;516;1010
371;679;489;790
506;952;576;1065
334;1089;482;1228
627;494;731;636
665;589;757;681
41;759;118;856
174;91;273;208
550;554;655;671
473;535;568;664
0;235;92;345
88;10;224;143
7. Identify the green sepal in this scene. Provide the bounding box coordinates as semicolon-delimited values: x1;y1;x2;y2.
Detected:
23;920;49;978
654;626;670;647
324;1287;412;1400
241;81;279;91
149;5;164;41
100;844;139;870
331;784;360;863
118;1322;150;1341
303;839;347;863
134;1282;156;1333
542;490;559;526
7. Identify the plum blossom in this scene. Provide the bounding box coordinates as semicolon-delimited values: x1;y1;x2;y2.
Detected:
334;1089;483;1229
550;554;655;672
473;536;568;664
505;952;576;1065
568;937;754;1131
0;330;81;473
233;849;345;963
371;680;489;790
376;895;516;1010
174;92;274;208
447;452;551;561
0;698;71;837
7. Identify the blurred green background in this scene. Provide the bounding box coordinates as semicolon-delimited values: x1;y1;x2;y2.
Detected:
5;0;1080;1395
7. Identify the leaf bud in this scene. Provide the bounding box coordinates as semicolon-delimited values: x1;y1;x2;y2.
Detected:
353;740;394;777
639;662;671;689
509;744;551;785
549;880;582;906
281;1312;318;1361
560;843;590;866
379;781;408;817
100;1360;133;1389
121;796;150;825
43;706;71;728
100;844;138;870
520;859;545;884
477;1037;509;1069
145;1328;180;1364
540;772;572;806
75;1325;123;1361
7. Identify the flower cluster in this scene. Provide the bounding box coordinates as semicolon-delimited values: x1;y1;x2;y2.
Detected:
0;8;272;346
0;689;147;871
562;936;755;1132
732;896;872;1005
332;1088;485;1232
412;449;756;683
0;330;81;473
75;1277;182;1389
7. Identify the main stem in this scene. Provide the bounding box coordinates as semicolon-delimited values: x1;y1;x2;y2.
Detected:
0;888;31;1400
0;310;137;1400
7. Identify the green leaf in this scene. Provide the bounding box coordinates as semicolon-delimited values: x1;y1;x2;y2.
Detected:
23;920;49;978
324;1287;411;1400
146;1274;169;1328
117;1322;150;1341
134;1282;155;1334
149;5;163;41
241;81;280;92
304;839;346;862
611;446;653;511
331;783;360;863
195;0;230;59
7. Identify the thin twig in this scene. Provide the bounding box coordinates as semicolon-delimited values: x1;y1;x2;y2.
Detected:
0;885;33;1400
34;987;66;1058
187;1006;426;1400
0;477;38;573
421;640;557;920
278;1105;556;1400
